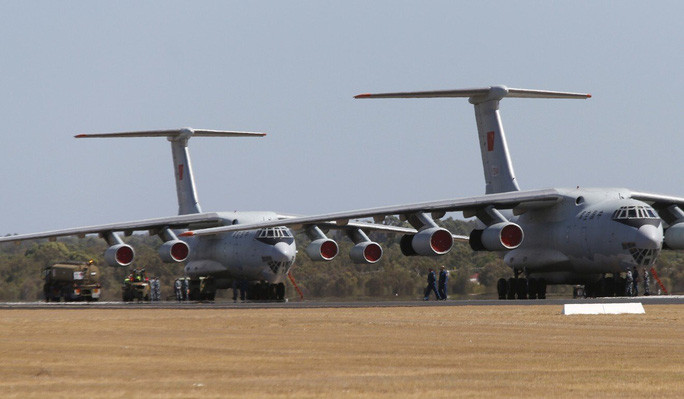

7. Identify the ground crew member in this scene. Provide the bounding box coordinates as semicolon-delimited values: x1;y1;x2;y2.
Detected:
643;268;650;296
174;279;182;302
181;278;189;301
625;270;633;296
632;266;639;296
232;279;247;302
424;268;441;301
438;266;449;300
151;277;160;301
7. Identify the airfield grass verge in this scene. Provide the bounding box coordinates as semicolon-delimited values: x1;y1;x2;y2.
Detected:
0;305;682;398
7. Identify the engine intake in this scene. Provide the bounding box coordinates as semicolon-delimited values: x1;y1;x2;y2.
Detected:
158;240;190;263
469;222;524;251
350;241;383;264
664;222;684;249
305;238;338;261
400;227;453;256
104;244;135;267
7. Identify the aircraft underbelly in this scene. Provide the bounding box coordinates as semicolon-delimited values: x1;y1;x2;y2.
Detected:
185;233;293;284
509;204;648;282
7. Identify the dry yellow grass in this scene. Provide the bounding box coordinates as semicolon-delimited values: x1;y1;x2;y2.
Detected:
0;305;682;398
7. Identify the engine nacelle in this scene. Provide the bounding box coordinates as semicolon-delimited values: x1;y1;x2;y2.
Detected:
664;222;684;249
469;222;524;251
104;244;135;267
305;238;338;261
158;240;190;263
400;227;453;256
349;241;383;264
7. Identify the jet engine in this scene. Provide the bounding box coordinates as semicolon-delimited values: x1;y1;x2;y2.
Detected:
469;222;524;251
305;238;339;261
158;240;190;263
664;222;684;249
104;243;135;267
400;227;453;256
350;241;383;264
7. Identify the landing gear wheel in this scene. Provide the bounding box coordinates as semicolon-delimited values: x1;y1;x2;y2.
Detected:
537;279;547;299
528;278;538;300
276;283;285;301
517;278;528;299
506;278;517;300
605;277;615;297
497;278;507;300
616;276;627;297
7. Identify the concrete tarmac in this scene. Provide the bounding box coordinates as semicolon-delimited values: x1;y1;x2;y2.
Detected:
1;295;682;309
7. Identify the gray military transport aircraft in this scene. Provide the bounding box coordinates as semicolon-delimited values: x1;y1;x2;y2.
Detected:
180;86;684;299
0;128;443;301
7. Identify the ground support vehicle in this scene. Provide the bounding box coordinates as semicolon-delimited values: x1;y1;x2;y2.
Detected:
122;268;151;302
43;261;101;302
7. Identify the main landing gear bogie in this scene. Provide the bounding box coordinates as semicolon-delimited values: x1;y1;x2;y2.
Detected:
247;282;286;301
573;275;628;298
497;277;546;300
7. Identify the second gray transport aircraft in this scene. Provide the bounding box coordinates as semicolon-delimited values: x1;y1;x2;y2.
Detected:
2;85;682;300
0;128;431;300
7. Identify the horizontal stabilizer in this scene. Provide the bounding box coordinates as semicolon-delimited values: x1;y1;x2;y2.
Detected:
75;128;266;139
355;85;591;103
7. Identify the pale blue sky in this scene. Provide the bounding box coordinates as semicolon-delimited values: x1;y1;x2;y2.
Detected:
0;1;682;233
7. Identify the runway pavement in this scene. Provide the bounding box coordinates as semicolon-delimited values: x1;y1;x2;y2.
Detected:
1;295;682;309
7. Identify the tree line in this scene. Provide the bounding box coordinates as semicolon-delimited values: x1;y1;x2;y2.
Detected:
1;218;682;301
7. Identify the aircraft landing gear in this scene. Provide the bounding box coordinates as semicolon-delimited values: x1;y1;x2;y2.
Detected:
248;282;286;301
576;274;624;298
188;277;217;301
497;276;546;300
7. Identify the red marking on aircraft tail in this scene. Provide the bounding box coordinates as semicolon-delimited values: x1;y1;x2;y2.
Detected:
178;164;184;180
487;131;495;151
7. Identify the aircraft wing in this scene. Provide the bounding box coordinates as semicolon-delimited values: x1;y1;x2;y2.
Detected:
0;213;224;243
629;192;684;208
181;189;562;238
308;220;469;242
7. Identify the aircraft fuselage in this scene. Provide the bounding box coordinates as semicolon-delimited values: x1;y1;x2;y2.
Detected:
182;211;296;287
506;187;662;284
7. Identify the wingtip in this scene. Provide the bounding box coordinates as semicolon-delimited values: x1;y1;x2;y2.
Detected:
74;134;87;138
179;231;194;237
587;94;592;98
354;93;372;99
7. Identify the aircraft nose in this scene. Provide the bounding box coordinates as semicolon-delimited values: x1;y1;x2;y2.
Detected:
634;224;663;250
272;241;295;263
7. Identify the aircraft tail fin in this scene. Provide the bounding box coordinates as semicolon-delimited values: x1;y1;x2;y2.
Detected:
356;86;590;194
76;128;266;215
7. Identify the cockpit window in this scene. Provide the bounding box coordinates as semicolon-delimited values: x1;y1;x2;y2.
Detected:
612;206;659;221
257;227;293;239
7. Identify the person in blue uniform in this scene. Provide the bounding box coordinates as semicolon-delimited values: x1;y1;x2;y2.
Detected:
438;266;449;300
424;268;441;300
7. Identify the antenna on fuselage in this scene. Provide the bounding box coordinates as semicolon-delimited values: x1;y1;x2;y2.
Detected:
76;128;266;215
355;86;591;194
